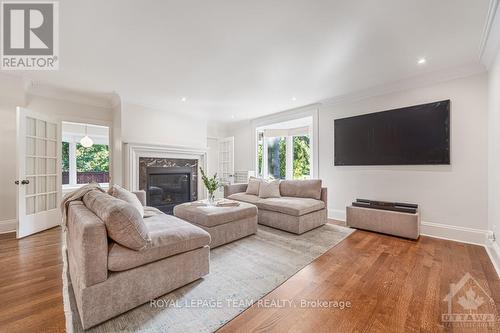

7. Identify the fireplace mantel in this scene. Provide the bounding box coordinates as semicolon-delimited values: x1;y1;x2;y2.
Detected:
124;142;208;199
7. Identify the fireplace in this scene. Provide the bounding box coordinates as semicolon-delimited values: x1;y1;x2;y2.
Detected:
146;167;193;214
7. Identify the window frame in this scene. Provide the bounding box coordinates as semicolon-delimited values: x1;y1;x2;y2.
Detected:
62;122;111;191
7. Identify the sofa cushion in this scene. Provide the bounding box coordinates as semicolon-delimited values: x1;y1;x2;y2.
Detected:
173;201;257;228
258;180;281;198
257;197;325;216
245;177;261;195
227;192;260;204
108;184;145;217
108;214;210;271
279;179;322;200
83;190;150;250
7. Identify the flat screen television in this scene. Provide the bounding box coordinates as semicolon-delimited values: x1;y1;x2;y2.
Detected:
334;100;450;165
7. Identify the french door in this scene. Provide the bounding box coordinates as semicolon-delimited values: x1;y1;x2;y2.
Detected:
16;107;62;238
218;136;234;184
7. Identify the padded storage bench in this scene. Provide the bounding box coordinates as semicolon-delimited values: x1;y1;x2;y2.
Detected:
174;201;258;248
346;205;420;240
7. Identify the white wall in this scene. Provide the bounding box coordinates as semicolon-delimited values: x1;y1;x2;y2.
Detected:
0;80;114;230
320;73;488;232
111;98;123;186
0;75;25;226
226;120;254;172
121;103;207;148
26;95;113;124
488;49;500;253
230;73;489;235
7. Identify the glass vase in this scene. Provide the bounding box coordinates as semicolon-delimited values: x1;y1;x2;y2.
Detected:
207;192;216;206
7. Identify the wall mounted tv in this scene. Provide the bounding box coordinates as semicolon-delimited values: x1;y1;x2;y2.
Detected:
334;100;450;166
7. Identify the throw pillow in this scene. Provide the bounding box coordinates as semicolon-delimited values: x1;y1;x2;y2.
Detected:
246;177;262;195
83;190;150;250
108;184;145;217
258;180;281;198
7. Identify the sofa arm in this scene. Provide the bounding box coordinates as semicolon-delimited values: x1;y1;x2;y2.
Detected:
224;183;248;197
320;187;328;207
133;190;147;206
67;201;108;288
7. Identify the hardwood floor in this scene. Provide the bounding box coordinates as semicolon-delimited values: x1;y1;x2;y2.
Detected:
0;224;499;332
218;231;500;333
0;228;65;333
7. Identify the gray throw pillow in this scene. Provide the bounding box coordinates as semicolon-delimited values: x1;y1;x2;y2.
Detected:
246;177;262;195
108;184;145;217
83;190;150;250
258;180;281;198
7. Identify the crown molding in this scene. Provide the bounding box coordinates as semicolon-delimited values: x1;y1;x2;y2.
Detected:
320;62;486;108
480;0;500;68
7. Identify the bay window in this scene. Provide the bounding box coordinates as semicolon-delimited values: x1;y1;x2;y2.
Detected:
256;120;311;180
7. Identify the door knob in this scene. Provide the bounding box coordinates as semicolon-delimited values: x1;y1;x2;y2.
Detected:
21;180;30;185
15;180;19;185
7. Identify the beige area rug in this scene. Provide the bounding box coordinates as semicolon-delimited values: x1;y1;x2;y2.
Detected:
63;224;354;332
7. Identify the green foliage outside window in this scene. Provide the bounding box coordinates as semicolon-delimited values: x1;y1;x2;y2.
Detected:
62;142;69;172
61;142;109;172
76;144;109;172
293;136;310;179
257;143;263;176
260;135;310;180
279;138;286;179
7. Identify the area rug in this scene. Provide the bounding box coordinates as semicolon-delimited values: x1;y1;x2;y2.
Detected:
63;224;354;332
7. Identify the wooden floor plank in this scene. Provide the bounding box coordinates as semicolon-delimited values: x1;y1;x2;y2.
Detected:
0;222;499;333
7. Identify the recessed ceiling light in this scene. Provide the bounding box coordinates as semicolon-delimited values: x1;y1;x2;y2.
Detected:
181;97;187;102
291;96;297;101
231;115;235;119
417;58;426;65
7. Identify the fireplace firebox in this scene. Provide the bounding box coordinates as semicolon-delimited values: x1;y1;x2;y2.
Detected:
146;167;193;214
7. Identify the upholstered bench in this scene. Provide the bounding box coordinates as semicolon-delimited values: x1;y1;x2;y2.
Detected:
173;201;258;248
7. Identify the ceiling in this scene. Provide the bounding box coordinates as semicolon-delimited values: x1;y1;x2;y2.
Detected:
11;0;491;122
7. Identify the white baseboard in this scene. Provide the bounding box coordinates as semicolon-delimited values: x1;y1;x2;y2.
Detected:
486;239;500;278
329;207;489;245
0;219;17;234
420;221;489;246
328;209;346;222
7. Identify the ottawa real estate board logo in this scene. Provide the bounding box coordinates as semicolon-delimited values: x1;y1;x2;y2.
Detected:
1;1;59;70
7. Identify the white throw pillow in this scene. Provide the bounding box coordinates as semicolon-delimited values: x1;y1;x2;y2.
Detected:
108;184;145;217
246;177;262;195
258;180;281;198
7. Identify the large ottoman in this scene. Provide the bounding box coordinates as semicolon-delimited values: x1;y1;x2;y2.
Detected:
173;201;258;248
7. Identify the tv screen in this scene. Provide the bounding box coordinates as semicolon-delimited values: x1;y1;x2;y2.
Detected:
334;100;450;165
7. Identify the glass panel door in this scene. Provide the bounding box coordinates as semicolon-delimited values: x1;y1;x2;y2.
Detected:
17;108;61;238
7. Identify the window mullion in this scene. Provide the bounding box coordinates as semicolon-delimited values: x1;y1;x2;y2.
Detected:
69;141;77;186
286;136;293;180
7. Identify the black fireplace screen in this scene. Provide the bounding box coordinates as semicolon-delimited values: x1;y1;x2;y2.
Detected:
146;167;192;214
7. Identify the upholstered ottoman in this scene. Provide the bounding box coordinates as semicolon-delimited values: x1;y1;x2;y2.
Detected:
173;201;258;248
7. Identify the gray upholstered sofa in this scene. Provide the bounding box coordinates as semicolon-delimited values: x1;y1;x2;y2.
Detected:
224;179;327;234
66;190;211;329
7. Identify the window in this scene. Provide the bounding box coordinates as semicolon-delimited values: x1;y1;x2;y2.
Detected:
62;122;110;187
267;136;286;179
257;131;264;177
292;135;310;180
256;117;312;180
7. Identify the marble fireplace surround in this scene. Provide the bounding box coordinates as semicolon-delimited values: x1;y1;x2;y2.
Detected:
139;158;198;203
124;143;208;200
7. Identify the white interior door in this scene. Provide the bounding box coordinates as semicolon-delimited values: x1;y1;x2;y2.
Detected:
218;136;234;184
16;107;61;238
